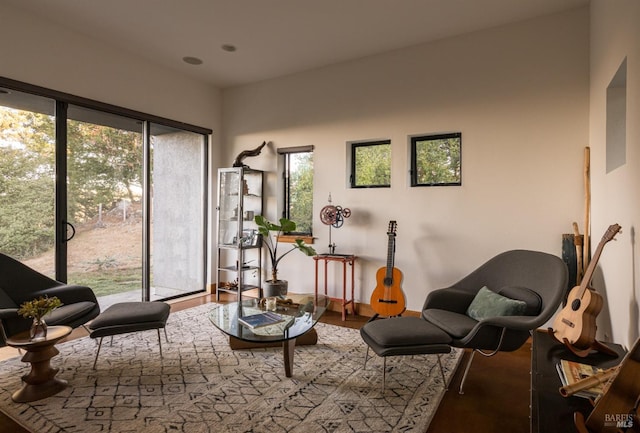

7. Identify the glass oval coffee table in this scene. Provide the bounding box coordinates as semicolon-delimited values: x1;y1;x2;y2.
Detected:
209;293;330;377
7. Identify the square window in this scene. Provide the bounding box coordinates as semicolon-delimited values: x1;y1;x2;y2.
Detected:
350;140;391;188
410;133;461;187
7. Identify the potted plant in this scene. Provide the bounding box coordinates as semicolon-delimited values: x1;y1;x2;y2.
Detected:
254;215;316;297
17;295;63;341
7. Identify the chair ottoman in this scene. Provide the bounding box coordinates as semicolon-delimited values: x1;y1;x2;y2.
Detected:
88;301;170;368
360;316;452;390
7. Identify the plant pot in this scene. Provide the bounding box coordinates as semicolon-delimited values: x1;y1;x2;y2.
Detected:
263;280;288;298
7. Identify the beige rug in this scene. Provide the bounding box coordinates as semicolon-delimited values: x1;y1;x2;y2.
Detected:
0;304;462;433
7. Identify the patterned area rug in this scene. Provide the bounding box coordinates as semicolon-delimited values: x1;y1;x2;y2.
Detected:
0;304;462;433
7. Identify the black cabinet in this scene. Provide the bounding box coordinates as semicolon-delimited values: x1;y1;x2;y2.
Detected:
530;330;625;433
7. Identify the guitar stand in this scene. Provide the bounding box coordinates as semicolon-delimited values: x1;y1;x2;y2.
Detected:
548;328;619;358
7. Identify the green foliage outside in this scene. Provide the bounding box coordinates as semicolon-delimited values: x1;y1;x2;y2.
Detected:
354;142;391;187
0;106;142;260
414;136;461;185
69;267;141;297
287;152;313;233
0;109;56;258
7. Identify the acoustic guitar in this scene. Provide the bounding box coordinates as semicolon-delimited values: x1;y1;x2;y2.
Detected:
552;223;621;350
370;221;406;317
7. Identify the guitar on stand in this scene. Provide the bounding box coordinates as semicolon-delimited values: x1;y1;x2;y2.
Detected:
550;223;621;357
370;221;406;317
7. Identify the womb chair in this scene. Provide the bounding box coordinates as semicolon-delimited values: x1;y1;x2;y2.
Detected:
422;249;568;393
0;252;100;346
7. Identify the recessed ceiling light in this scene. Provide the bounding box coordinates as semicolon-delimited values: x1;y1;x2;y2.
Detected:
221;44;237;53
182;56;203;65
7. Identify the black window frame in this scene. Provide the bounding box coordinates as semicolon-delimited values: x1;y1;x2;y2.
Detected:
410;132;462;187
350;139;391;188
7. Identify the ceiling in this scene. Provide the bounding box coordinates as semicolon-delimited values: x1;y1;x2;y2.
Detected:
5;0;588;89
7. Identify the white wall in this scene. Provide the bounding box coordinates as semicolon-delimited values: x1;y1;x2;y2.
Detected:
1;3;223;284
222;8;590;312
0;3;221;146
589;0;640;348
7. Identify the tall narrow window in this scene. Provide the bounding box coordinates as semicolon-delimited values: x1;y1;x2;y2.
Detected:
350;140;391;188
410;133;461;187
279;146;314;235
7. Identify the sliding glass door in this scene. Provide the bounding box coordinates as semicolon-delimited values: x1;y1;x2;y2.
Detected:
0;81;209;309
149;124;207;300
66;106;145;306
0;90;56;277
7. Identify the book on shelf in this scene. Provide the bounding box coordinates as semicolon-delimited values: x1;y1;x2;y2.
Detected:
556;359;610;399
238;311;285;329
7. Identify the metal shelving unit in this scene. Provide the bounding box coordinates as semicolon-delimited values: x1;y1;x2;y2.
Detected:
215;167;263;301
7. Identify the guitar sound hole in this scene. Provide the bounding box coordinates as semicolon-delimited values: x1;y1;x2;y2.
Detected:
571;299;581;311
383;277;393;286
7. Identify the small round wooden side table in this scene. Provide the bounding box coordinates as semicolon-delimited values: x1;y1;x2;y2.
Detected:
6;325;72;403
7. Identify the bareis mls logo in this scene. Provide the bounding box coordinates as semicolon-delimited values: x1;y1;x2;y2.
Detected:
604;413;634;428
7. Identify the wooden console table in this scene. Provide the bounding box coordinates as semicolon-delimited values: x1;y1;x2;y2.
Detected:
530;329;626;433
314;254;356;321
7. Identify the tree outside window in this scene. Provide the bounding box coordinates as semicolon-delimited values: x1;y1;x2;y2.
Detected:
282;149;313;235
350;140;391;188
411;133;461;187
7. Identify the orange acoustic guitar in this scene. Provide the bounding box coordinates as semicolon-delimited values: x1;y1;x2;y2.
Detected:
552;223;621;352
370;221;406;317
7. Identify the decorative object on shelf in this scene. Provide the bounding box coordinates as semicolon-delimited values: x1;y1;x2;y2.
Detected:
17;295;63;341
319;193;351;254
254;215;316;297
232;141;267;168
221;279;239;290
234;229;261;247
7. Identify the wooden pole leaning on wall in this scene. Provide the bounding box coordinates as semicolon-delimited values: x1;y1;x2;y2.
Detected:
583;146;591;270
573;222;584;285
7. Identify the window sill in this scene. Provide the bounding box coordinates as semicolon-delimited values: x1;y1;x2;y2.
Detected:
279;235;314;244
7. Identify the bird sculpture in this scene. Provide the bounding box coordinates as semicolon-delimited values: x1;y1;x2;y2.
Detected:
232;141;267;167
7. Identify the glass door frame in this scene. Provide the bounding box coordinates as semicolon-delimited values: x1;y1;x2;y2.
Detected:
1;76;211;302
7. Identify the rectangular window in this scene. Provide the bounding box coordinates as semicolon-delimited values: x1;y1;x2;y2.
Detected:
278;146;314;235
350;140;391;188
410;133;461;187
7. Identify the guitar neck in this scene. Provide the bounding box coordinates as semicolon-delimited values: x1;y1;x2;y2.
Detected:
385;235;395;279
577;243;603;297
577;224;621;298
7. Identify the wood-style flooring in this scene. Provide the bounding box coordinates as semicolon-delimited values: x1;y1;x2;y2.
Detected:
0;294;531;433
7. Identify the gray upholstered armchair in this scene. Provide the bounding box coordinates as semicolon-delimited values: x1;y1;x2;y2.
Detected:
422;249;568;393
0;252;100;346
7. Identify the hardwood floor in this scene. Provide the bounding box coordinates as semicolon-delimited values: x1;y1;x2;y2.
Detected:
0;294;531;433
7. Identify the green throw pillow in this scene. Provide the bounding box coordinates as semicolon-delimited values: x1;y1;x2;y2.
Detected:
466;286;527;321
